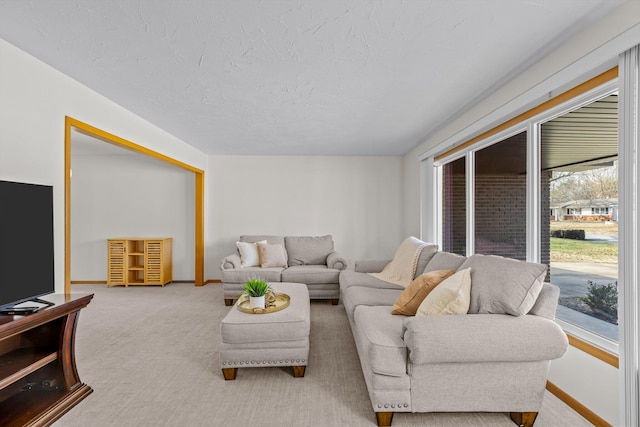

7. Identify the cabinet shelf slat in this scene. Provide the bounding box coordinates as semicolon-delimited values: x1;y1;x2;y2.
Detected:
0;349;58;390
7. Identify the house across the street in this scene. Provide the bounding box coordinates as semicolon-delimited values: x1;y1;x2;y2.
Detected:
551;199;618;222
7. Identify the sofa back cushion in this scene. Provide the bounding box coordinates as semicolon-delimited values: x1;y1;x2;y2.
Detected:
423;251;466;273
461;254;546;316
285;235;334;266
414;245;438;279
240;235;285;246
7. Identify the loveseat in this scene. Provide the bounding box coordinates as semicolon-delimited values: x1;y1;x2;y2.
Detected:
339;238;568;427
220;235;348;306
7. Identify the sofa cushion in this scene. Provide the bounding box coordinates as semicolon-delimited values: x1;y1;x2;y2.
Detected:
281;265;340;284
461;254;546;316
423;251;467;273
392;269;455;316
285;235;334;266
236;240;266;267
340;270;404;292
221;267;283;284
342;286;401;320
416;268;471;316
404;313;568;364
257;242;287;268
354;305;407;377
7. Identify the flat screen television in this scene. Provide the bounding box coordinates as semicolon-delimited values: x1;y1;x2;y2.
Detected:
0;180;55;313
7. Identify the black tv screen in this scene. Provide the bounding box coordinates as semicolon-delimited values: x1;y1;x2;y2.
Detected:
0;180;55;308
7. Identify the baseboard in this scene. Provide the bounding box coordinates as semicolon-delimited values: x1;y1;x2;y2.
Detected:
546;381;612;427
70;280;220;285
70;281;107;285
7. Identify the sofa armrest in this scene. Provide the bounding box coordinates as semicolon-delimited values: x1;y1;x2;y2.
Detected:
327;251;348;270
220;254;241;270
354;259;391;273
404;314;568;364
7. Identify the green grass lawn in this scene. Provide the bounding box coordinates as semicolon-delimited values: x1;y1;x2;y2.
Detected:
550;237;618;263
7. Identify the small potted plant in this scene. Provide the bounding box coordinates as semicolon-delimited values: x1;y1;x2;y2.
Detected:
243;278;271;309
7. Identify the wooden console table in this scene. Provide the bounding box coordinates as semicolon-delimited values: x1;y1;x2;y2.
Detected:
0;293;93;426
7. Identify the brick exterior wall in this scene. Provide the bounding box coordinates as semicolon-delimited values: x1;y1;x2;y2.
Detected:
442;160;466;255
474;174;527;260
442;167;551;268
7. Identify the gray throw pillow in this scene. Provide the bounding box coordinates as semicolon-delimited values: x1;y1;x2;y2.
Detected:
461;254;546;316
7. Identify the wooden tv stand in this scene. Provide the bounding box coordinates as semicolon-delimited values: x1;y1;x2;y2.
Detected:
0;293;93;426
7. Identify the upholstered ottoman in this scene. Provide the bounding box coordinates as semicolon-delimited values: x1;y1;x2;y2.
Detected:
220;282;310;380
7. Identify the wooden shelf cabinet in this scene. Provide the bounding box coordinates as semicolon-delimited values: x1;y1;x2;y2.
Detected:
0;293;93;427
107;238;172;287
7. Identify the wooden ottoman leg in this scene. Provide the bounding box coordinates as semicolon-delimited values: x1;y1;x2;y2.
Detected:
330;298;339;305
292;366;306;378
376;412;394;426
224;298;234;306
222;368;238;381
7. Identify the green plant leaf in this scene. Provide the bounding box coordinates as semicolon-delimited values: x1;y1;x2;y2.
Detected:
243;278;270;297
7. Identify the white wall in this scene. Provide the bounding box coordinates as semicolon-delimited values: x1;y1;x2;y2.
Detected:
71;143;194;281
549;346;620;422
207;155;404;279
403;3;640;425
0;39;208;293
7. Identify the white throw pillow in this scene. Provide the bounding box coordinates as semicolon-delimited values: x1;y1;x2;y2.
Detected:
236;240;267;267
415;268;471;316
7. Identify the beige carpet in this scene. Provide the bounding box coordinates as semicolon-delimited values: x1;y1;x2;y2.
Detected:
55;283;591;427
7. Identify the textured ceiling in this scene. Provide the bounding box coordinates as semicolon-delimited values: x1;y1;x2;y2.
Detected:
0;1;624;156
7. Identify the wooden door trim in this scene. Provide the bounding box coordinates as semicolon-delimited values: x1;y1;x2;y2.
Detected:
64;117;205;293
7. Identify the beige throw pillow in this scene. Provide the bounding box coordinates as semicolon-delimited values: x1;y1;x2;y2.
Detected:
236;240;267;267
392;269;455;315
416;268;471;316
257;242;287;268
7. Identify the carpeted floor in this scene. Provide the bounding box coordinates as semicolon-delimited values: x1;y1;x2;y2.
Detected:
55;283;591;427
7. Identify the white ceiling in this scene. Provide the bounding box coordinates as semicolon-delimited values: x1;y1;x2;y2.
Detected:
0;1;624;156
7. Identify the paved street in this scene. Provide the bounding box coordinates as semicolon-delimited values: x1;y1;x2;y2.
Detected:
550;262;617;298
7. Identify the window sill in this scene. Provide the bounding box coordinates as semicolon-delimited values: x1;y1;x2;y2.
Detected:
557;318;619;368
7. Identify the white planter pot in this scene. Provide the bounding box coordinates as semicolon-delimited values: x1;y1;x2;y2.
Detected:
249;295;265;309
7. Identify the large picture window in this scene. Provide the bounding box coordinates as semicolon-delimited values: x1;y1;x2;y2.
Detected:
433;79;620;352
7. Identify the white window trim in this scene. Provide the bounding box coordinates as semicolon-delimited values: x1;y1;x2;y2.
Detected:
618;44;639;427
527;121;541;263
465;151;474;256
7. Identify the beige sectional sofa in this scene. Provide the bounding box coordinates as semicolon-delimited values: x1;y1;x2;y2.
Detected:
220;235;348;306
339;243;568;427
